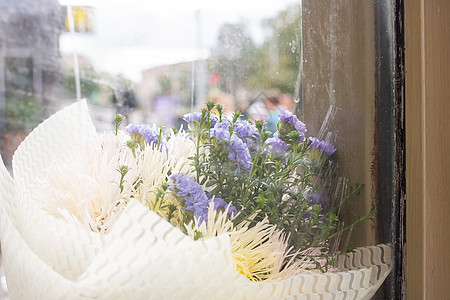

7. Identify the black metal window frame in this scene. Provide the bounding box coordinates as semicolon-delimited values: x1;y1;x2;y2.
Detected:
374;0;406;299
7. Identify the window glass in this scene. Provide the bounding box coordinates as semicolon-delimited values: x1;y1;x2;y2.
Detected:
1;0;301;168
0;0;402;298
301;1;403;298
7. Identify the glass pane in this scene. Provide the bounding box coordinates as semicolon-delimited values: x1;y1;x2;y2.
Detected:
301;1;403;298
1;0;301;169
59;0;301;129
0;0;402;298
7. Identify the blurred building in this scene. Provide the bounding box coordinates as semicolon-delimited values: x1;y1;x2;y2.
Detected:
0;0;64;166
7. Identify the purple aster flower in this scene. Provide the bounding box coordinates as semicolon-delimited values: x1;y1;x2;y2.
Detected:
277;110;307;143
183;112;202;124
212;196;238;218
228;135;253;174
307;137;336;157
264;133;289;156
279;110;307;135
302;190;328;218
184;112;218;127
211;119;252;174
211;119;231;141
169;173;210;224
308;191;327;207
126;124;167;151
233;120;261;151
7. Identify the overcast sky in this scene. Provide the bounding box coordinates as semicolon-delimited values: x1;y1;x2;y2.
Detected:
60;0;299;81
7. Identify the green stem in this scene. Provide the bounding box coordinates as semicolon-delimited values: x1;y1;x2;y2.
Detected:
328;206;376;240
332;183;363;214
241;148;262;206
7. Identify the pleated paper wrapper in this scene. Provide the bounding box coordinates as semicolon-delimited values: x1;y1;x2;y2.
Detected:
0;100;392;299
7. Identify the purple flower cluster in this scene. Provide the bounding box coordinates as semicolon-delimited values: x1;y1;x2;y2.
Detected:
307;137;336;157
210;120;253;174
233;120;261;152
169;173;210;224
278;110;307;143
183;112;202;124
169;173;238;223
183;112;217;127
302;191;328;218
210;119;231;140
279;110;307;135
228;136;253;174
265;133;289;156
126;124;167;150
212;196;238;218
299;190;328;219
308;191;327;208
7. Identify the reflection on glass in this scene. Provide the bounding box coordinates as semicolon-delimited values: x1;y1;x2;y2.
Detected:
59;0;301;128
0;1;400;298
0;2;300;295
1;0;301;168
0;0;62;169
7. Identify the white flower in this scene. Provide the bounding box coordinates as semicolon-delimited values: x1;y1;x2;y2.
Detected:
37;132;138;233
166;129;196;176
131;129;195;223
0;100;392;299
186;203;314;282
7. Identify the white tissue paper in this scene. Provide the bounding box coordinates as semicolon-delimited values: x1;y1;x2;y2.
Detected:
0;100;391;299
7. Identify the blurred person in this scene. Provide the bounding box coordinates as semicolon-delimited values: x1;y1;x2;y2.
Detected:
247;96;268;122
152;93;177;127
112;84;137;125
279;93;295;112
265;94;282;134
247;89;283;134
151;75;180;128
236;96;250;120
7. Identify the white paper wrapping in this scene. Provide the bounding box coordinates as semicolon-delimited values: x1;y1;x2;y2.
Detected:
0;100;392;299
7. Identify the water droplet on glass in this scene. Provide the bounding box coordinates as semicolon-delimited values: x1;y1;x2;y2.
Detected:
291;43;297;53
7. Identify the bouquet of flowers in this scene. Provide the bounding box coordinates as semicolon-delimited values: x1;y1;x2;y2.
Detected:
0;100;391;299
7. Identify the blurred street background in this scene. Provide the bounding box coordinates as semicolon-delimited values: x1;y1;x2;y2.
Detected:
0;1;301;296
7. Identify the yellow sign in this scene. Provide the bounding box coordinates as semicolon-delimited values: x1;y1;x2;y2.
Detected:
65;6;94;33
